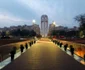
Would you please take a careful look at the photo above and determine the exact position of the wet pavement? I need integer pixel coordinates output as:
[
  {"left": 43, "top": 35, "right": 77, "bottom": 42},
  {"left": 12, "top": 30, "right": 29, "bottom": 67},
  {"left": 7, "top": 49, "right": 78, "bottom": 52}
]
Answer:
[{"left": 1, "top": 38, "right": 85, "bottom": 70}]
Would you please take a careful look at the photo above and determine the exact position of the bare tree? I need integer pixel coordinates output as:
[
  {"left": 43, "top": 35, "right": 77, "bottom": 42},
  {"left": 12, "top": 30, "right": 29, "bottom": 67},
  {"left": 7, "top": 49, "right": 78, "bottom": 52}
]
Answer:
[
  {"left": 75, "top": 14, "right": 85, "bottom": 30},
  {"left": 75, "top": 14, "right": 85, "bottom": 38}
]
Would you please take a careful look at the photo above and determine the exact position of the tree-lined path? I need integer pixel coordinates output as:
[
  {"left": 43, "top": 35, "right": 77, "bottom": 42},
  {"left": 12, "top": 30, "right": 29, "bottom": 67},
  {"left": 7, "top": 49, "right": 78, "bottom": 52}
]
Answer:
[{"left": 2, "top": 38, "right": 85, "bottom": 70}]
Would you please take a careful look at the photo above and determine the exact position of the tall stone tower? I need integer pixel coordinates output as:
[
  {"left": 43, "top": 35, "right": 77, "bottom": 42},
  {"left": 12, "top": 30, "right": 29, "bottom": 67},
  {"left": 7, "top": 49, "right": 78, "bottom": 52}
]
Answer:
[{"left": 41, "top": 15, "right": 48, "bottom": 37}]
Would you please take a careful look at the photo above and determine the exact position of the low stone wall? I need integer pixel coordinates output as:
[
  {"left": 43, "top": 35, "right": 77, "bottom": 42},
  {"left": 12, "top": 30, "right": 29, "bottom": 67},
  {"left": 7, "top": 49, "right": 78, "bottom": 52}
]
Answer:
[
  {"left": 0, "top": 40, "right": 30, "bottom": 62},
  {"left": 57, "top": 39, "right": 85, "bottom": 58}
]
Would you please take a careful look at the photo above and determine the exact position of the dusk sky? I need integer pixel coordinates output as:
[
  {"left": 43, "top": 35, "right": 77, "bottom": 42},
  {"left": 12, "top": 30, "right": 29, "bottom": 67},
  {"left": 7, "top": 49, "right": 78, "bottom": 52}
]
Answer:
[{"left": 0, "top": 0, "right": 85, "bottom": 28}]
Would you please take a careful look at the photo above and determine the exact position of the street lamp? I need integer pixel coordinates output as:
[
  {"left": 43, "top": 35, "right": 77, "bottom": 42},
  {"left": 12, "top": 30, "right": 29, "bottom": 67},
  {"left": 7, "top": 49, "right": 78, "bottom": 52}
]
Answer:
[
  {"left": 52, "top": 21, "right": 56, "bottom": 38},
  {"left": 52, "top": 21, "right": 59, "bottom": 27},
  {"left": 32, "top": 19, "right": 36, "bottom": 24},
  {"left": 53, "top": 21, "right": 56, "bottom": 26},
  {"left": 52, "top": 21, "right": 56, "bottom": 30}
]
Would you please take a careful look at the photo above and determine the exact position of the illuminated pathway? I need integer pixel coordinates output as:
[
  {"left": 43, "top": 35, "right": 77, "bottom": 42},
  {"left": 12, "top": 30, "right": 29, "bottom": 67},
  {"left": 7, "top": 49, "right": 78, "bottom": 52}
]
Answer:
[{"left": 1, "top": 38, "right": 85, "bottom": 70}]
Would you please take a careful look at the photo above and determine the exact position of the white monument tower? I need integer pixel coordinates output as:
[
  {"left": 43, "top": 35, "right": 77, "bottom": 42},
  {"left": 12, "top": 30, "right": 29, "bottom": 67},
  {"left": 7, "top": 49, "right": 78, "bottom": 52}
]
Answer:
[{"left": 41, "top": 15, "right": 48, "bottom": 37}]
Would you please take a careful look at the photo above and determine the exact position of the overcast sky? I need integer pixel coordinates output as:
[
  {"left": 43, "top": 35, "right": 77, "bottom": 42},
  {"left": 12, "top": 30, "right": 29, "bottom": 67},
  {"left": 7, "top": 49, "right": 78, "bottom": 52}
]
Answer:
[{"left": 0, "top": 0, "right": 85, "bottom": 28}]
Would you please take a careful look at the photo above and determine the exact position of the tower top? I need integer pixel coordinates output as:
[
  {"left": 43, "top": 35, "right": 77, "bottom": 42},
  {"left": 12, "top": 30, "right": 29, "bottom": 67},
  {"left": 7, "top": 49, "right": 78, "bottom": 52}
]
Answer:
[
  {"left": 41, "top": 15, "right": 48, "bottom": 22},
  {"left": 41, "top": 15, "right": 48, "bottom": 18}
]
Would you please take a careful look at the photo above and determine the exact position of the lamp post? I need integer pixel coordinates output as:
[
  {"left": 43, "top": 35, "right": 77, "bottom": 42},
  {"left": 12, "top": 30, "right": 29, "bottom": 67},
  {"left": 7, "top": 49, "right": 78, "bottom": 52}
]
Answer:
[
  {"left": 52, "top": 21, "right": 56, "bottom": 38},
  {"left": 52, "top": 21, "right": 56, "bottom": 31}
]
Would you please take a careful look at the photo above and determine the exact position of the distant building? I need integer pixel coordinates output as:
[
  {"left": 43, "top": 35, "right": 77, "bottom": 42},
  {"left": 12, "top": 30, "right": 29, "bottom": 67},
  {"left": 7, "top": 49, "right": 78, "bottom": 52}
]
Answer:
[
  {"left": 41, "top": 15, "right": 48, "bottom": 37},
  {"left": 0, "top": 24, "right": 40, "bottom": 35},
  {"left": 49, "top": 22, "right": 79, "bottom": 36},
  {"left": 68, "top": 26, "right": 79, "bottom": 31},
  {"left": 22, "top": 25, "right": 32, "bottom": 31},
  {"left": 55, "top": 26, "right": 67, "bottom": 31},
  {"left": 49, "top": 23, "right": 79, "bottom": 35},
  {"left": 31, "top": 24, "right": 40, "bottom": 35},
  {"left": 49, "top": 22, "right": 56, "bottom": 35}
]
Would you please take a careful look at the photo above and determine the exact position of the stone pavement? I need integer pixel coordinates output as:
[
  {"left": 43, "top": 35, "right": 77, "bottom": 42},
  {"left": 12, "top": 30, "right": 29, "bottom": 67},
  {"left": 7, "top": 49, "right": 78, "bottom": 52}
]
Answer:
[{"left": 1, "top": 38, "right": 85, "bottom": 70}]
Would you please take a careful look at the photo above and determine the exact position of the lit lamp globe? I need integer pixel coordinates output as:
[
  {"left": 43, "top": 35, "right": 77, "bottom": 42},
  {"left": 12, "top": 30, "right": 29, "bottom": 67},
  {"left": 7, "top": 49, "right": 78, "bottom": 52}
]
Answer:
[
  {"left": 32, "top": 20, "right": 36, "bottom": 24},
  {"left": 52, "top": 21, "right": 56, "bottom": 27},
  {"left": 52, "top": 21, "right": 58, "bottom": 27}
]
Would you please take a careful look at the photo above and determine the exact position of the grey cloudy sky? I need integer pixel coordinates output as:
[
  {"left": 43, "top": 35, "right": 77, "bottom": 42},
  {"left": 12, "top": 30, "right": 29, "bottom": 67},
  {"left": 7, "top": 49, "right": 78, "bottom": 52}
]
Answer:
[{"left": 0, "top": 0, "right": 85, "bottom": 27}]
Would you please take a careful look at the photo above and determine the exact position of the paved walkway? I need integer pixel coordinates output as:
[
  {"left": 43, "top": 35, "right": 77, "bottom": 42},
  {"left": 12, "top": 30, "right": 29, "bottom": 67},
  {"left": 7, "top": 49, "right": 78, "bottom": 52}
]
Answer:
[
  {"left": 1, "top": 38, "right": 85, "bottom": 70},
  {"left": 0, "top": 47, "right": 30, "bottom": 69}
]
